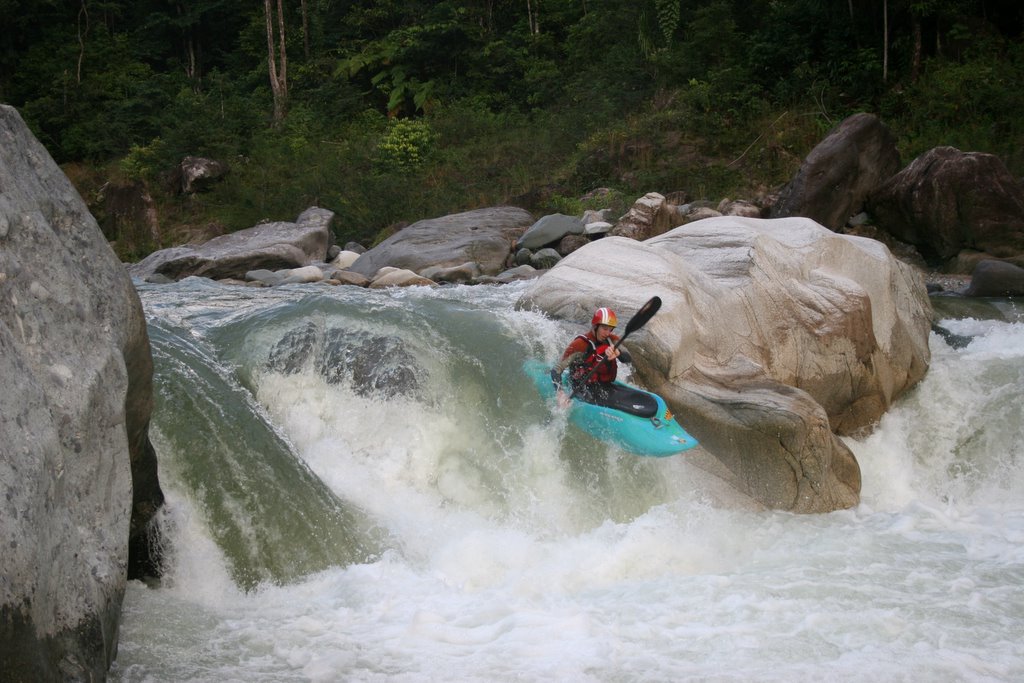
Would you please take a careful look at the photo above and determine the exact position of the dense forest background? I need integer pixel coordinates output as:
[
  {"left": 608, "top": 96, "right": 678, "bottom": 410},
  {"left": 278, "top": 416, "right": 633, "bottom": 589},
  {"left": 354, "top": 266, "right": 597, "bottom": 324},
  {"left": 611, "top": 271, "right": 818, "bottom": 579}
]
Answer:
[{"left": 2, "top": 0, "right": 1022, "bottom": 258}]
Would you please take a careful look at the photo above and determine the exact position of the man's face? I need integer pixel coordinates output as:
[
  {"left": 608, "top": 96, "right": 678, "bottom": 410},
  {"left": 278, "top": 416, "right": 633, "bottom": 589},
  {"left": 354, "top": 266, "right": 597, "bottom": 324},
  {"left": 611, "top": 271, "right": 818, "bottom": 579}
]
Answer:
[{"left": 595, "top": 324, "right": 614, "bottom": 341}]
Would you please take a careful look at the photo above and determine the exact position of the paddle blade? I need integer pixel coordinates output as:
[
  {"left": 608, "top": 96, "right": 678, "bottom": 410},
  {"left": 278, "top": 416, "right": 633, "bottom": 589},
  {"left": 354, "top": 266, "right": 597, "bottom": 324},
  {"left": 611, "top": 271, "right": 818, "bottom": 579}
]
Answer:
[{"left": 621, "top": 296, "right": 662, "bottom": 339}]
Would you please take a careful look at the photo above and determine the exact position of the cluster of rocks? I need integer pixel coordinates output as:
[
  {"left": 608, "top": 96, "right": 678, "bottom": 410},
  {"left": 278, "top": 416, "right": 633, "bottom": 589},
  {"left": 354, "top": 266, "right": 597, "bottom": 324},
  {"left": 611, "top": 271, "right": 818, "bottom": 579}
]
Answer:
[
  {"left": 122, "top": 191, "right": 799, "bottom": 291},
  {"left": 508, "top": 195, "right": 764, "bottom": 273},
  {"left": 131, "top": 113, "right": 1024, "bottom": 300},
  {"left": 130, "top": 205, "right": 535, "bottom": 288}
]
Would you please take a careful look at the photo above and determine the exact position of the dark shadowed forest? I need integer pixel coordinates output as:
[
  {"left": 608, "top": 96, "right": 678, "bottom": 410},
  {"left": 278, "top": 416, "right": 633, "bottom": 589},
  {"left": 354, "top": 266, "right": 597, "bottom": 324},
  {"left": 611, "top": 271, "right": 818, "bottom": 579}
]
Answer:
[{"left": 2, "top": 0, "right": 1021, "bottom": 258}]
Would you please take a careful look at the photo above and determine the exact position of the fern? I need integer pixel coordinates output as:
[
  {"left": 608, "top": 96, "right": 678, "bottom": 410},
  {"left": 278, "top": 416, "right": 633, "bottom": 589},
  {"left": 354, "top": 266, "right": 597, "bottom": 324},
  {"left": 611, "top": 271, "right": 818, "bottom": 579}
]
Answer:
[{"left": 654, "top": 0, "right": 680, "bottom": 47}]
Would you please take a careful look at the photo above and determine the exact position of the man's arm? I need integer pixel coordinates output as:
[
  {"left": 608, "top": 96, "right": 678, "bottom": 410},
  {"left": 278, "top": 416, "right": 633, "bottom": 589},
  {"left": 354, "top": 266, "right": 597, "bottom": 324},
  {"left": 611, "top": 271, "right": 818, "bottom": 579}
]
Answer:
[{"left": 551, "top": 350, "right": 586, "bottom": 387}]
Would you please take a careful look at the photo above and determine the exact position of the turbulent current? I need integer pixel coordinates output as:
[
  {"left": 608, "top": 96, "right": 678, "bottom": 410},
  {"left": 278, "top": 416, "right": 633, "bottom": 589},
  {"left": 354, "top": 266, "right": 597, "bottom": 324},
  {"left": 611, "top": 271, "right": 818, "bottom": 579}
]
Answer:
[{"left": 110, "top": 278, "right": 1024, "bottom": 682}]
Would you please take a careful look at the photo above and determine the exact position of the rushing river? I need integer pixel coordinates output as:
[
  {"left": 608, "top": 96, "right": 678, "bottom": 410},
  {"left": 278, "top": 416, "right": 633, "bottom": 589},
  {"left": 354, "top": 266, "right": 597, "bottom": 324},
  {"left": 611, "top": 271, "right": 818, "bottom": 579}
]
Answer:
[{"left": 110, "top": 278, "right": 1024, "bottom": 682}]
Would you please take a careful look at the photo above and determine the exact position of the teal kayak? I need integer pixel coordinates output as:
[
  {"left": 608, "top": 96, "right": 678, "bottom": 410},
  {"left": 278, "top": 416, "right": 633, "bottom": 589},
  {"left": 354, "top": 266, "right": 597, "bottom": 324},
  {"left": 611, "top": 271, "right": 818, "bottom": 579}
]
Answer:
[{"left": 524, "top": 359, "right": 699, "bottom": 457}]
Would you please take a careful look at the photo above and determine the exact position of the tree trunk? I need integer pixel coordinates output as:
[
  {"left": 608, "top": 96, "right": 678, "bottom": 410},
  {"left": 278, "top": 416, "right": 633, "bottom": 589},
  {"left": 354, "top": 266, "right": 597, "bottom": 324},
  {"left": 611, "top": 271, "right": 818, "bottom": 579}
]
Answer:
[
  {"left": 276, "top": 0, "right": 288, "bottom": 93},
  {"left": 911, "top": 14, "right": 922, "bottom": 82},
  {"left": 264, "top": 0, "right": 288, "bottom": 123},
  {"left": 76, "top": 0, "right": 89, "bottom": 85},
  {"left": 300, "top": 0, "right": 310, "bottom": 60},
  {"left": 526, "top": 0, "right": 539, "bottom": 35},
  {"left": 176, "top": 2, "right": 198, "bottom": 83},
  {"left": 882, "top": 0, "right": 889, "bottom": 83}
]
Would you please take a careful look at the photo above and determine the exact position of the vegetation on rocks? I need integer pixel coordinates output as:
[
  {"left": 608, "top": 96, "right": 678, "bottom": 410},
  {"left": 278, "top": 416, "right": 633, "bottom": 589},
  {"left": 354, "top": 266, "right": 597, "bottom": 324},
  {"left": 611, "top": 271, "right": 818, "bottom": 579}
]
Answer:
[{"left": 2, "top": 0, "right": 1021, "bottom": 261}]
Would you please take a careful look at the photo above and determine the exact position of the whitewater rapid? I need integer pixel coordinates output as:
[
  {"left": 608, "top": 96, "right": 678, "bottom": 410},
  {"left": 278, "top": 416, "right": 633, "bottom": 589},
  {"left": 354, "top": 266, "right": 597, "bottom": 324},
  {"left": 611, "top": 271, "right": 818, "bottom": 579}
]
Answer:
[{"left": 110, "top": 280, "right": 1024, "bottom": 682}]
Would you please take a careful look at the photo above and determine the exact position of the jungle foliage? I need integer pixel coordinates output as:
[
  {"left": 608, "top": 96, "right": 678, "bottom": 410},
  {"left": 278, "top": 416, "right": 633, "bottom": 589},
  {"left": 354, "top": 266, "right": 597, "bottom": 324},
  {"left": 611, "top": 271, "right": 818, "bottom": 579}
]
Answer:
[{"left": 1, "top": 0, "right": 1021, "bottom": 257}]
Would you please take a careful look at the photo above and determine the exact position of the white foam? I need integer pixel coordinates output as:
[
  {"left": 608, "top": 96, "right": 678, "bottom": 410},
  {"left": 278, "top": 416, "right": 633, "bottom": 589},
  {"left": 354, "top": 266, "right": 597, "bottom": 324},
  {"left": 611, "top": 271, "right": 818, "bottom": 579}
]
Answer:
[{"left": 113, "top": 286, "right": 1024, "bottom": 682}]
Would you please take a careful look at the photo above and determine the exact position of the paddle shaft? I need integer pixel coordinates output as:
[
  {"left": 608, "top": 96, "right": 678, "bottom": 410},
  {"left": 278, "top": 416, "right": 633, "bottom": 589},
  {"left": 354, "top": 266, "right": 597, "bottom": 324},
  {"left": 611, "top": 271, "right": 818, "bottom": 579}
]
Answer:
[{"left": 566, "top": 296, "right": 662, "bottom": 399}]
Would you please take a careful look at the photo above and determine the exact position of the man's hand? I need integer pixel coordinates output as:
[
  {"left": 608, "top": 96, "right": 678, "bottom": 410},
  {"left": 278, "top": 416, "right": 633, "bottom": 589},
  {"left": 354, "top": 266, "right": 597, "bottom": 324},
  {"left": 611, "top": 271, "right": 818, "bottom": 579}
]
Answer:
[
  {"left": 604, "top": 345, "right": 620, "bottom": 360},
  {"left": 556, "top": 388, "right": 572, "bottom": 409}
]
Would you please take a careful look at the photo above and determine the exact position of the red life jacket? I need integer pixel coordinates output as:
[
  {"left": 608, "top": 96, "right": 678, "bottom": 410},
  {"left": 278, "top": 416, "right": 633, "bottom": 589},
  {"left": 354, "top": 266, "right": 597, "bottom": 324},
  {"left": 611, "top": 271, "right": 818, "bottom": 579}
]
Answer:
[{"left": 569, "top": 332, "right": 619, "bottom": 384}]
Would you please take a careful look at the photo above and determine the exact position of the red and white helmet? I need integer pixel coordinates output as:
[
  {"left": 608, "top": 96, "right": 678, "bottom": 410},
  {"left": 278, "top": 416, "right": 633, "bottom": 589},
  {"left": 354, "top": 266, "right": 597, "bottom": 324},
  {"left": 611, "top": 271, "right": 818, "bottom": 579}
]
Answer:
[{"left": 591, "top": 307, "right": 618, "bottom": 328}]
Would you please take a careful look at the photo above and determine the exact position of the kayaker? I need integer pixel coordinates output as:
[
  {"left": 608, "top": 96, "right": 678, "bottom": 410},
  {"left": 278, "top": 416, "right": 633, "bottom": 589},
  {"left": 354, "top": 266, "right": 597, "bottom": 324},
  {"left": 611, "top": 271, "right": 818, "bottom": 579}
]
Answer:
[{"left": 550, "top": 307, "right": 632, "bottom": 407}]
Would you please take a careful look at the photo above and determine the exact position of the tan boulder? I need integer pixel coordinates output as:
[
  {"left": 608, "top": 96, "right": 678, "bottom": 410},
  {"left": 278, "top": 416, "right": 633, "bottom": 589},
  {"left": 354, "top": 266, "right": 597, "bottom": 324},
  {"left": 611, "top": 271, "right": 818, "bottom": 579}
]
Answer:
[
  {"left": 368, "top": 267, "right": 438, "bottom": 288},
  {"left": 610, "top": 192, "right": 681, "bottom": 240},
  {"left": 517, "top": 216, "right": 932, "bottom": 513}
]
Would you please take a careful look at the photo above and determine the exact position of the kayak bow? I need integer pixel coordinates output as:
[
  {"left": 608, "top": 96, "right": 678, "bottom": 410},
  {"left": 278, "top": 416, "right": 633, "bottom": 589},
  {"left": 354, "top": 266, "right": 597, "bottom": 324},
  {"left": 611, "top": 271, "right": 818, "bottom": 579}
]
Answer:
[{"left": 524, "top": 359, "right": 698, "bottom": 457}]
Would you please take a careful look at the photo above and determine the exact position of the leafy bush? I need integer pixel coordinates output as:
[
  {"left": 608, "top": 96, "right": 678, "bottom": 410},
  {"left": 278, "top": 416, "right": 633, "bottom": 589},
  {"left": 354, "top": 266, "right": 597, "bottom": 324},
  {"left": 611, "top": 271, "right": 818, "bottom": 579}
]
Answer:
[
  {"left": 884, "top": 47, "right": 1024, "bottom": 172},
  {"left": 376, "top": 118, "right": 437, "bottom": 173},
  {"left": 119, "top": 138, "right": 167, "bottom": 181}
]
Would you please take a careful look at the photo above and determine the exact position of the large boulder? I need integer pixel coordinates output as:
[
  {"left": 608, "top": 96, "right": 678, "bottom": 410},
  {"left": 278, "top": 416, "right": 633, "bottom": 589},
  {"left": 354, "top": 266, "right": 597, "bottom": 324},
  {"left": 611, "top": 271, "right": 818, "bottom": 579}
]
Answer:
[
  {"left": 1, "top": 105, "right": 163, "bottom": 680},
  {"left": 867, "top": 146, "right": 1024, "bottom": 270},
  {"left": 963, "top": 259, "right": 1024, "bottom": 297},
  {"left": 348, "top": 206, "right": 533, "bottom": 278},
  {"left": 771, "top": 113, "right": 901, "bottom": 230},
  {"left": 518, "top": 216, "right": 932, "bottom": 513},
  {"left": 129, "top": 207, "right": 334, "bottom": 281}
]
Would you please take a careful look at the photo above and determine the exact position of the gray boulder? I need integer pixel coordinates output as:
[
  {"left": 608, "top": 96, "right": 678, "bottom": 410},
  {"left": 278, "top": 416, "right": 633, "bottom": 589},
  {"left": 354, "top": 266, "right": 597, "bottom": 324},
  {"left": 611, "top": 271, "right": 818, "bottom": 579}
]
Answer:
[
  {"left": 518, "top": 216, "right": 932, "bottom": 513},
  {"left": 584, "top": 220, "right": 613, "bottom": 236},
  {"left": 267, "top": 323, "right": 420, "bottom": 398},
  {"left": 130, "top": 207, "right": 334, "bottom": 281},
  {"left": 178, "top": 155, "right": 229, "bottom": 194},
  {"left": 530, "top": 247, "right": 562, "bottom": 270},
  {"left": 245, "top": 269, "right": 288, "bottom": 287},
  {"left": 485, "top": 264, "right": 540, "bottom": 283},
  {"left": 868, "top": 146, "right": 1024, "bottom": 270},
  {"left": 771, "top": 113, "right": 901, "bottom": 230},
  {"left": 1, "top": 104, "right": 163, "bottom": 680},
  {"left": 964, "top": 259, "right": 1024, "bottom": 297},
  {"left": 349, "top": 206, "right": 533, "bottom": 278},
  {"left": 516, "top": 213, "right": 584, "bottom": 250}
]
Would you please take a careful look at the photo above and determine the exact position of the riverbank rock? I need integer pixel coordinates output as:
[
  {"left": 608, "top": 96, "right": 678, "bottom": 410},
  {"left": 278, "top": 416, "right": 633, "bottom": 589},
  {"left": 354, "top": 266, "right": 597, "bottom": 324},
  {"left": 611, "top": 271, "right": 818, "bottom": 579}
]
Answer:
[
  {"left": 517, "top": 216, "right": 932, "bottom": 514},
  {"left": 368, "top": 267, "right": 437, "bottom": 288},
  {"left": 771, "top": 112, "right": 901, "bottom": 230},
  {"left": 129, "top": 207, "right": 334, "bottom": 281},
  {"left": 1, "top": 104, "right": 163, "bottom": 680},
  {"left": 178, "top": 155, "right": 229, "bottom": 194},
  {"left": 348, "top": 206, "right": 533, "bottom": 279},
  {"left": 867, "top": 146, "right": 1024, "bottom": 270},
  {"left": 963, "top": 259, "right": 1024, "bottom": 297},
  {"left": 515, "top": 213, "right": 584, "bottom": 250},
  {"left": 610, "top": 191, "right": 680, "bottom": 240}
]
